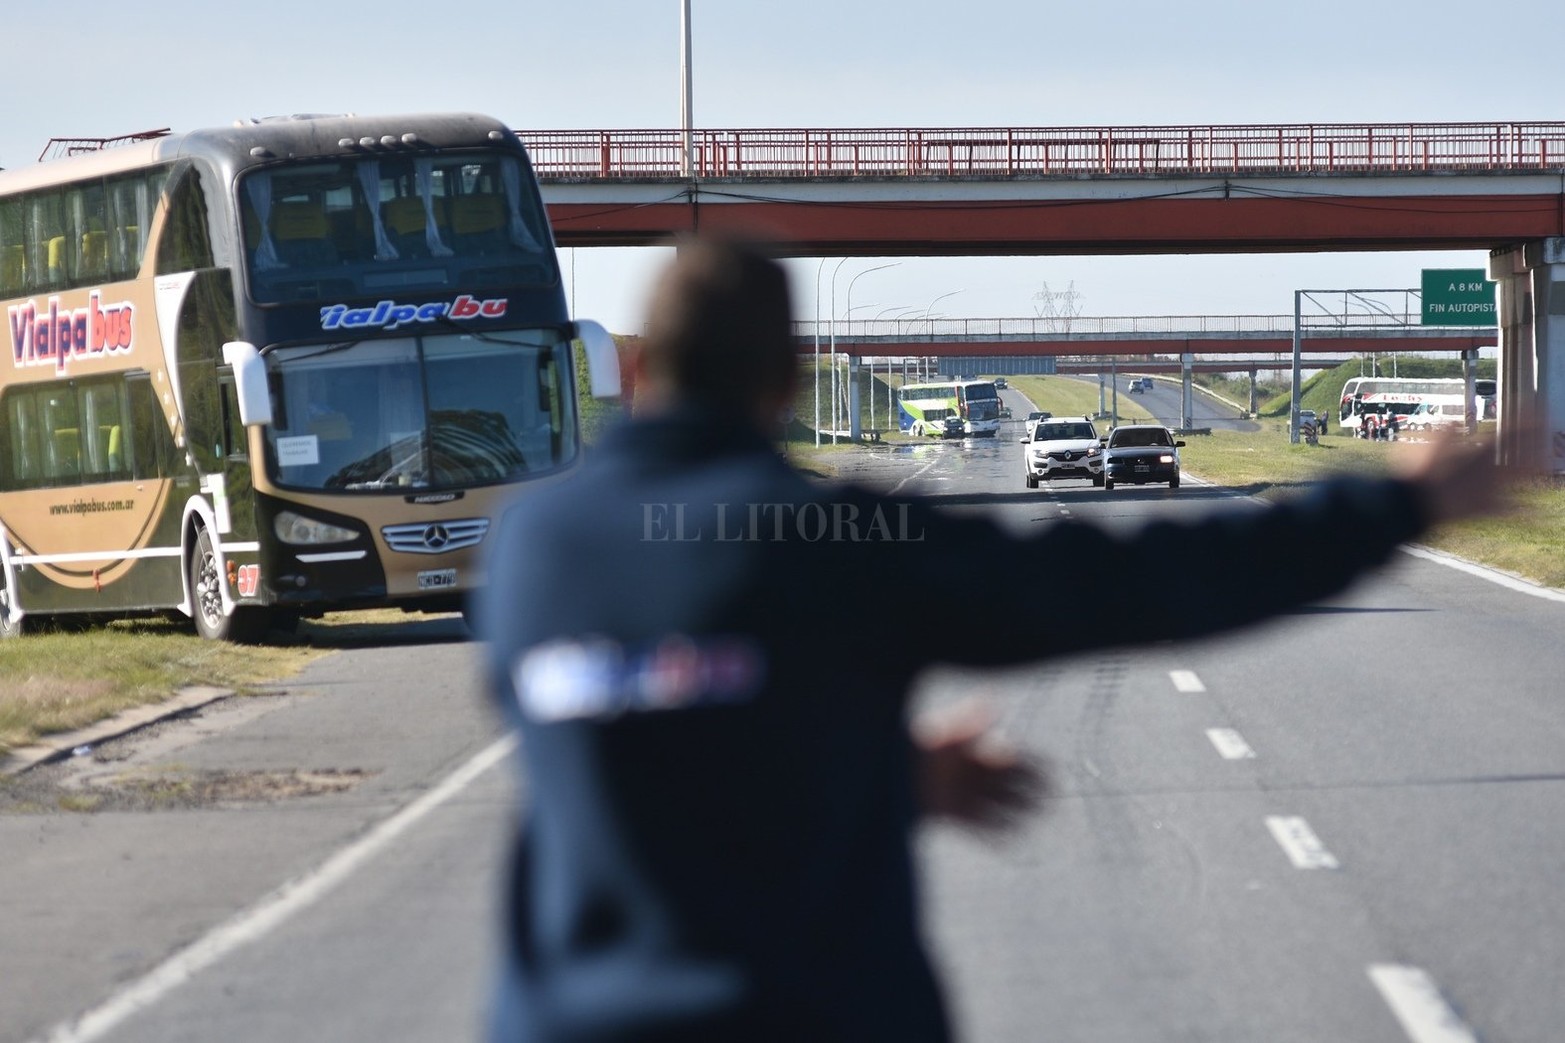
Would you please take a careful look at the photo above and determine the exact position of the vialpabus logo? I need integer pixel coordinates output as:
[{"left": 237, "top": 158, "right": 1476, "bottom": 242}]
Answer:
[
  {"left": 9, "top": 293, "right": 136, "bottom": 374},
  {"left": 319, "top": 295, "right": 509, "bottom": 332}
]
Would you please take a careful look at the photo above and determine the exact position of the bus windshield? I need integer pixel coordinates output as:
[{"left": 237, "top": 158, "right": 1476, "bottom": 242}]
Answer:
[
  {"left": 264, "top": 330, "right": 576, "bottom": 492},
  {"left": 240, "top": 151, "right": 554, "bottom": 303}
]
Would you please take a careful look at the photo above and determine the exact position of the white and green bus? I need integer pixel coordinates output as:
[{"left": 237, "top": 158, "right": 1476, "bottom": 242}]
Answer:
[
  {"left": 898, "top": 380, "right": 1001, "bottom": 438},
  {"left": 0, "top": 113, "right": 620, "bottom": 641}
]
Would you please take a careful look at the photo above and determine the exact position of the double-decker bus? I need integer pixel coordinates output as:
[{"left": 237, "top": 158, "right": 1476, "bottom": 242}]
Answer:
[
  {"left": 1336, "top": 376, "right": 1495, "bottom": 436},
  {"left": 898, "top": 380, "right": 1001, "bottom": 438},
  {"left": 0, "top": 113, "right": 620, "bottom": 641}
]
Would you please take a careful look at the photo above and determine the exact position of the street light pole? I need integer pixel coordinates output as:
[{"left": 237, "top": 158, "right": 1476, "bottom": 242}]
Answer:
[
  {"left": 828, "top": 258, "right": 850, "bottom": 443},
  {"left": 679, "top": 0, "right": 693, "bottom": 179},
  {"left": 845, "top": 263, "right": 900, "bottom": 441},
  {"left": 813, "top": 258, "right": 827, "bottom": 447}
]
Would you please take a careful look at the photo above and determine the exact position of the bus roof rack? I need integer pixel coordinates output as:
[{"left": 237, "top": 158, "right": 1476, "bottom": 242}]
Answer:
[{"left": 39, "top": 128, "right": 172, "bottom": 163}]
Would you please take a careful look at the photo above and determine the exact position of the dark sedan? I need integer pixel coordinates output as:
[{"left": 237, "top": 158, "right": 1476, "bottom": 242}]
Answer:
[{"left": 1101, "top": 424, "right": 1184, "bottom": 490}]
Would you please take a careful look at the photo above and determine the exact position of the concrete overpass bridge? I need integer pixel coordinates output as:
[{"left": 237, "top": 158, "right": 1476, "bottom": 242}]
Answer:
[
  {"left": 786, "top": 311, "right": 1495, "bottom": 433},
  {"left": 520, "top": 121, "right": 1565, "bottom": 470}
]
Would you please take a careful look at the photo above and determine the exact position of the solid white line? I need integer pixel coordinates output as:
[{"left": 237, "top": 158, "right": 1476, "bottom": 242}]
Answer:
[
  {"left": 1206, "top": 727, "right": 1257, "bottom": 759},
  {"left": 1169, "top": 670, "right": 1206, "bottom": 693},
  {"left": 1401, "top": 544, "right": 1565, "bottom": 605},
  {"left": 36, "top": 732, "right": 519, "bottom": 1043},
  {"left": 1265, "top": 815, "right": 1340, "bottom": 869},
  {"left": 888, "top": 457, "right": 940, "bottom": 494},
  {"left": 1368, "top": 964, "right": 1481, "bottom": 1043}
]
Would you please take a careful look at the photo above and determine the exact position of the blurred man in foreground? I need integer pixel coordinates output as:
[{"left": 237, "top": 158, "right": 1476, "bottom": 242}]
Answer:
[{"left": 479, "top": 236, "right": 1505, "bottom": 1042}]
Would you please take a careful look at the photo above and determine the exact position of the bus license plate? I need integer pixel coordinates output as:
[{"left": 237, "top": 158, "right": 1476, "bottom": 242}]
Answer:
[{"left": 418, "top": 568, "right": 458, "bottom": 590}]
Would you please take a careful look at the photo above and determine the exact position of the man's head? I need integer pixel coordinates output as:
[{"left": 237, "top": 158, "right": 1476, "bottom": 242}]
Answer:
[{"left": 636, "top": 236, "right": 797, "bottom": 423}]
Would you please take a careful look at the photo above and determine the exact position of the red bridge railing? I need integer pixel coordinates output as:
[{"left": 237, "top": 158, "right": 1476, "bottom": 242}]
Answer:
[{"left": 520, "top": 123, "right": 1565, "bottom": 179}]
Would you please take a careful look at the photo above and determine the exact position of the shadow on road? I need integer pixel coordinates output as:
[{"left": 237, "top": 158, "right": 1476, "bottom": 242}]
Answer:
[{"left": 293, "top": 613, "right": 472, "bottom": 650}]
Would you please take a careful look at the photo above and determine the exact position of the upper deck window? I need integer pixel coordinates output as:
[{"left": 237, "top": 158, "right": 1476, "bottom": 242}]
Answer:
[{"left": 239, "top": 152, "right": 554, "bottom": 304}]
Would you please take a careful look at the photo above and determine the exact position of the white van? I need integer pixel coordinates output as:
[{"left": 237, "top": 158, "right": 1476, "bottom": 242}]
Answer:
[{"left": 1406, "top": 400, "right": 1467, "bottom": 431}]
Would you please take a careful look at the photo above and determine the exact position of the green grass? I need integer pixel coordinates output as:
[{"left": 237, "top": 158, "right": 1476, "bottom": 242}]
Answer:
[
  {"left": 1005, "top": 374, "right": 1158, "bottom": 425},
  {"left": 0, "top": 617, "right": 327, "bottom": 756},
  {"left": 1178, "top": 421, "right": 1565, "bottom": 589}
]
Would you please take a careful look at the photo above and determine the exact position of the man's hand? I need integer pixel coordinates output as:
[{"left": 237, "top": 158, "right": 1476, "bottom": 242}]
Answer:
[
  {"left": 914, "top": 699, "right": 1046, "bottom": 832},
  {"left": 1390, "top": 431, "right": 1512, "bottom": 526}
]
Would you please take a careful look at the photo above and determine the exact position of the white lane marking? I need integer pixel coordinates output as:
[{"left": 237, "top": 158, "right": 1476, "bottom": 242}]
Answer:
[
  {"left": 1169, "top": 670, "right": 1206, "bottom": 693},
  {"left": 1368, "top": 964, "right": 1481, "bottom": 1043},
  {"left": 1265, "top": 815, "right": 1340, "bottom": 869},
  {"left": 1402, "top": 544, "right": 1565, "bottom": 605},
  {"left": 889, "top": 457, "right": 941, "bottom": 494},
  {"left": 1206, "top": 728, "right": 1257, "bottom": 759},
  {"left": 37, "top": 733, "right": 519, "bottom": 1043}
]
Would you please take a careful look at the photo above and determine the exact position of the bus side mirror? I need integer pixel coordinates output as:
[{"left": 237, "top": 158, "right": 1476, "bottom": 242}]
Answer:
[
  {"left": 572, "top": 320, "right": 621, "bottom": 398},
  {"left": 222, "top": 340, "right": 274, "bottom": 427}
]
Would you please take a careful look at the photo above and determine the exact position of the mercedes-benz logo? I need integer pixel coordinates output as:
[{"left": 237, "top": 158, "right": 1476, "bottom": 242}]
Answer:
[{"left": 422, "top": 524, "right": 450, "bottom": 550}]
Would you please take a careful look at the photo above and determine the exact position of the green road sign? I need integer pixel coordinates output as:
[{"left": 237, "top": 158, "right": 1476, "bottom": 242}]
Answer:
[{"left": 1421, "top": 268, "right": 1496, "bottom": 325}]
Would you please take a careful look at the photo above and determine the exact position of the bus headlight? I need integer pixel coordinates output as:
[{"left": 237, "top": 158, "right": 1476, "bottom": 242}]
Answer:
[{"left": 274, "top": 511, "right": 357, "bottom": 545}]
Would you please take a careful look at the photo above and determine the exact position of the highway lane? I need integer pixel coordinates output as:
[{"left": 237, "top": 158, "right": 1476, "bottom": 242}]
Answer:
[
  {"left": 6, "top": 433, "right": 1565, "bottom": 1043},
  {"left": 860, "top": 432, "right": 1565, "bottom": 1042}
]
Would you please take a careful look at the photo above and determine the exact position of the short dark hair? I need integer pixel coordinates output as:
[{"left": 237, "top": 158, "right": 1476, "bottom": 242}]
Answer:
[{"left": 641, "top": 236, "right": 796, "bottom": 406}]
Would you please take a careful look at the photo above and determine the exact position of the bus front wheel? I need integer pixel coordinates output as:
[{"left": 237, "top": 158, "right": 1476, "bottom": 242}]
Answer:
[
  {"left": 0, "top": 587, "right": 25, "bottom": 639},
  {"left": 189, "top": 528, "right": 271, "bottom": 643}
]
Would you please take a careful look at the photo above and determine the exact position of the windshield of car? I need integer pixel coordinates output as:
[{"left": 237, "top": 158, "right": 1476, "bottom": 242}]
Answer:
[
  {"left": 1035, "top": 423, "right": 1096, "bottom": 441},
  {"left": 1110, "top": 428, "right": 1173, "bottom": 448}
]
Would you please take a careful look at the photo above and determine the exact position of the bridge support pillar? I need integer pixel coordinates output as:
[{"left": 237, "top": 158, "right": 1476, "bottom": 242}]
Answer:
[
  {"left": 1490, "top": 239, "right": 1565, "bottom": 473},
  {"left": 847, "top": 356, "right": 863, "bottom": 441},
  {"left": 1249, "top": 369, "right": 1260, "bottom": 416}
]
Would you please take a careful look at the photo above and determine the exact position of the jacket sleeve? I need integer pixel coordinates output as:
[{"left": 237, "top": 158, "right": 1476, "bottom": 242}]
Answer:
[{"left": 872, "top": 475, "right": 1429, "bottom": 668}]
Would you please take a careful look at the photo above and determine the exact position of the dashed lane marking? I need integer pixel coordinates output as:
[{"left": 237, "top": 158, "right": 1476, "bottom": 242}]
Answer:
[
  {"left": 1206, "top": 728, "right": 1257, "bottom": 759},
  {"left": 1265, "top": 815, "right": 1340, "bottom": 870},
  {"left": 1170, "top": 670, "right": 1206, "bottom": 693},
  {"left": 1368, "top": 964, "right": 1481, "bottom": 1043}
]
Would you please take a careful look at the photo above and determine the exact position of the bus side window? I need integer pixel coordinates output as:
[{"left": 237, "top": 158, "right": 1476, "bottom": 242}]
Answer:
[
  {"left": 219, "top": 378, "right": 248, "bottom": 459},
  {"left": 126, "top": 371, "right": 173, "bottom": 481},
  {"left": 0, "top": 391, "right": 43, "bottom": 489}
]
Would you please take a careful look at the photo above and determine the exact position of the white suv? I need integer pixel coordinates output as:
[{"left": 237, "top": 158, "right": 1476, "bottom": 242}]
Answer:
[{"left": 1020, "top": 416, "right": 1103, "bottom": 487}]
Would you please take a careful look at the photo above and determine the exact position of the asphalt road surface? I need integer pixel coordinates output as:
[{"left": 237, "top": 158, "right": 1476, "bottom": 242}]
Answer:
[{"left": 6, "top": 436, "right": 1565, "bottom": 1043}]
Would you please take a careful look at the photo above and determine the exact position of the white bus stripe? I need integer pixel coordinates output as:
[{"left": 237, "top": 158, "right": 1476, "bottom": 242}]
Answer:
[
  {"left": 15, "top": 548, "right": 181, "bottom": 565},
  {"left": 1206, "top": 728, "right": 1257, "bottom": 759},
  {"left": 1170, "top": 670, "right": 1206, "bottom": 693},
  {"left": 1368, "top": 964, "right": 1481, "bottom": 1043},
  {"left": 1265, "top": 815, "right": 1340, "bottom": 869},
  {"left": 35, "top": 733, "right": 518, "bottom": 1043}
]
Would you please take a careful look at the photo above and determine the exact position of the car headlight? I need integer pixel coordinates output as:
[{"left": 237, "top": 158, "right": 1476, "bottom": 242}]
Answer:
[{"left": 274, "top": 510, "right": 357, "bottom": 545}]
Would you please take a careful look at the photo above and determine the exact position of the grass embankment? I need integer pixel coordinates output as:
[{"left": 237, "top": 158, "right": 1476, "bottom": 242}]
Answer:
[
  {"left": 1180, "top": 423, "right": 1565, "bottom": 589},
  {"left": 1004, "top": 375, "right": 1158, "bottom": 425},
  {"left": 0, "top": 618, "right": 327, "bottom": 757}
]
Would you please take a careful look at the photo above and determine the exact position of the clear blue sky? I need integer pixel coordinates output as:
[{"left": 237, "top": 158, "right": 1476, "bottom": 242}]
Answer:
[{"left": 8, "top": 0, "right": 1557, "bottom": 333}]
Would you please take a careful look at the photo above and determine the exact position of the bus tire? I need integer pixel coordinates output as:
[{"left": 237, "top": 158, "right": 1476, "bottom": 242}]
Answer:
[
  {"left": 0, "top": 588, "right": 25, "bottom": 639},
  {"left": 189, "top": 528, "right": 271, "bottom": 644}
]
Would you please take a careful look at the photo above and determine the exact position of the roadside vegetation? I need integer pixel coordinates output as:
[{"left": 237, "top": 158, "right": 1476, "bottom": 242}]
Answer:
[{"left": 0, "top": 618, "right": 327, "bottom": 758}]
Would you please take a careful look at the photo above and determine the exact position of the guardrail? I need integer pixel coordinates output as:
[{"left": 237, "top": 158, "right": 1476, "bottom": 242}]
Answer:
[
  {"left": 520, "top": 124, "right": 1565, "bottom": 179},
  {"left": 792, "top": 314, "right": 1498, "bottom": 339}
]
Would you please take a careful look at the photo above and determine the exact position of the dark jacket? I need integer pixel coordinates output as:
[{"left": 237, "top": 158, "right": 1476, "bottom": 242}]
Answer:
[{"left": 479, "top": 410, "right": 1427, "bottom": 1042}]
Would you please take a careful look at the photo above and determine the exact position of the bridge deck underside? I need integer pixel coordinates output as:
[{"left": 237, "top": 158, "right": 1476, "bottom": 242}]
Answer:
[{"left": 545, "top": 195, "right": 1564, "bottom": 252}]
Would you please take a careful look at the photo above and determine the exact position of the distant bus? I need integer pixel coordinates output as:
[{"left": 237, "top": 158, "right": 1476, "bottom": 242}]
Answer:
[
  {"left": 1336, "top": 376, "right": 1494, "bottom": 436},
  {"left": 898, "top": 380, "right": 1001, "bottom": 437},
  {"left": 0, "top": 113, "right": 620, "bottom": 641}
]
